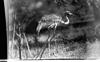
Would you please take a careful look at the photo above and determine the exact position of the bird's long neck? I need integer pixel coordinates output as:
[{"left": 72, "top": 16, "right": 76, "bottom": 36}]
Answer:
[{"left": 61, "top": 16, "right": 70, "bottom": 24}]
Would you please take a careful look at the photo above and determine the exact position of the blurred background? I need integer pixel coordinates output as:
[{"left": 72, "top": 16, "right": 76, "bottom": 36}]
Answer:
[{"left": 4, "top": 0, "right": 100, "bottom": 60}]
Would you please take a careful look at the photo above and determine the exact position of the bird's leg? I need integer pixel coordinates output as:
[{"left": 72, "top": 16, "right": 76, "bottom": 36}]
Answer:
[
  {"left": 54, "top": 23, "right": 58, "bottom": 54},
  {"left": 48, "top": 23, "right": 56, "bottom": 56},
  {"left": 48, "top": 36, "right": 51, "bottom": 56},
  {"left": 48, "top": 25, "right": 57, "bottom": 57},
  {"left": 48, "top": 23, "right": 55, "bottom": 56},
  {"left": 47, "top": 33, "right": 53, "bottom": 56},
  {"left": 48, "top": 31, "right": 57, "bottom": 57}
]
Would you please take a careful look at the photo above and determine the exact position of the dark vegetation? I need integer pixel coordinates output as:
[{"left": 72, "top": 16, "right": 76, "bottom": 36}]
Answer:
[{"left": 12, "top": 0, "right": 95, "bottom": 48}]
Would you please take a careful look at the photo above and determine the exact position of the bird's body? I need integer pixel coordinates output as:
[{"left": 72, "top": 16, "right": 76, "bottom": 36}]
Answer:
[{"left": 36, "top": 14, "right": 70, "bottom": 34}]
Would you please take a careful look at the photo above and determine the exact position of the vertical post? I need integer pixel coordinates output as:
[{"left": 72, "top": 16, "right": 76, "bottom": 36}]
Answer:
[
  {"left": 17, "top": 26, "right": 22, "bottom": 60},
  {"left": 18, "top": 38, "right": 22, "bottom": 60}
]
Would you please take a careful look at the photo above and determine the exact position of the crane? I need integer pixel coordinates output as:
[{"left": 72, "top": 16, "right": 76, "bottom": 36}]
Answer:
[{"left": 36, "top": 13, "right": 71, "bottom": 59}]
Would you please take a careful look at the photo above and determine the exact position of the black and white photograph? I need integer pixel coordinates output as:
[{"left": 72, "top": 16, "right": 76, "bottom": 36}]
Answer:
[{"left": 4, "top": 0, "right": 100, "bottom": 60}]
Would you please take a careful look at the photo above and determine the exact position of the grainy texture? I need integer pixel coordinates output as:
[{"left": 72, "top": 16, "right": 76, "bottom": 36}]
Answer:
[{"left": 5, "top": 0, "right": 100, "bottom": 60}]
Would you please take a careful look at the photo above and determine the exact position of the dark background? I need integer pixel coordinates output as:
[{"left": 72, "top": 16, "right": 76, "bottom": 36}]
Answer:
[{"left": 0, "top": 0, "right": 7, "bottom": 59}]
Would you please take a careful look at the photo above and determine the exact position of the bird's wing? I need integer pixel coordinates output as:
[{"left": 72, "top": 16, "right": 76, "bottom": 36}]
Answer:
[{"left": 36, "top": 22, "right": 46, "bottom": 34}]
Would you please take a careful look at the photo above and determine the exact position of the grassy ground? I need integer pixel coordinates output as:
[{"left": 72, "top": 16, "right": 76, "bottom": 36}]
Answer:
[{"left": 8, "top": 39, "right": 88, "bottom": 60}]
